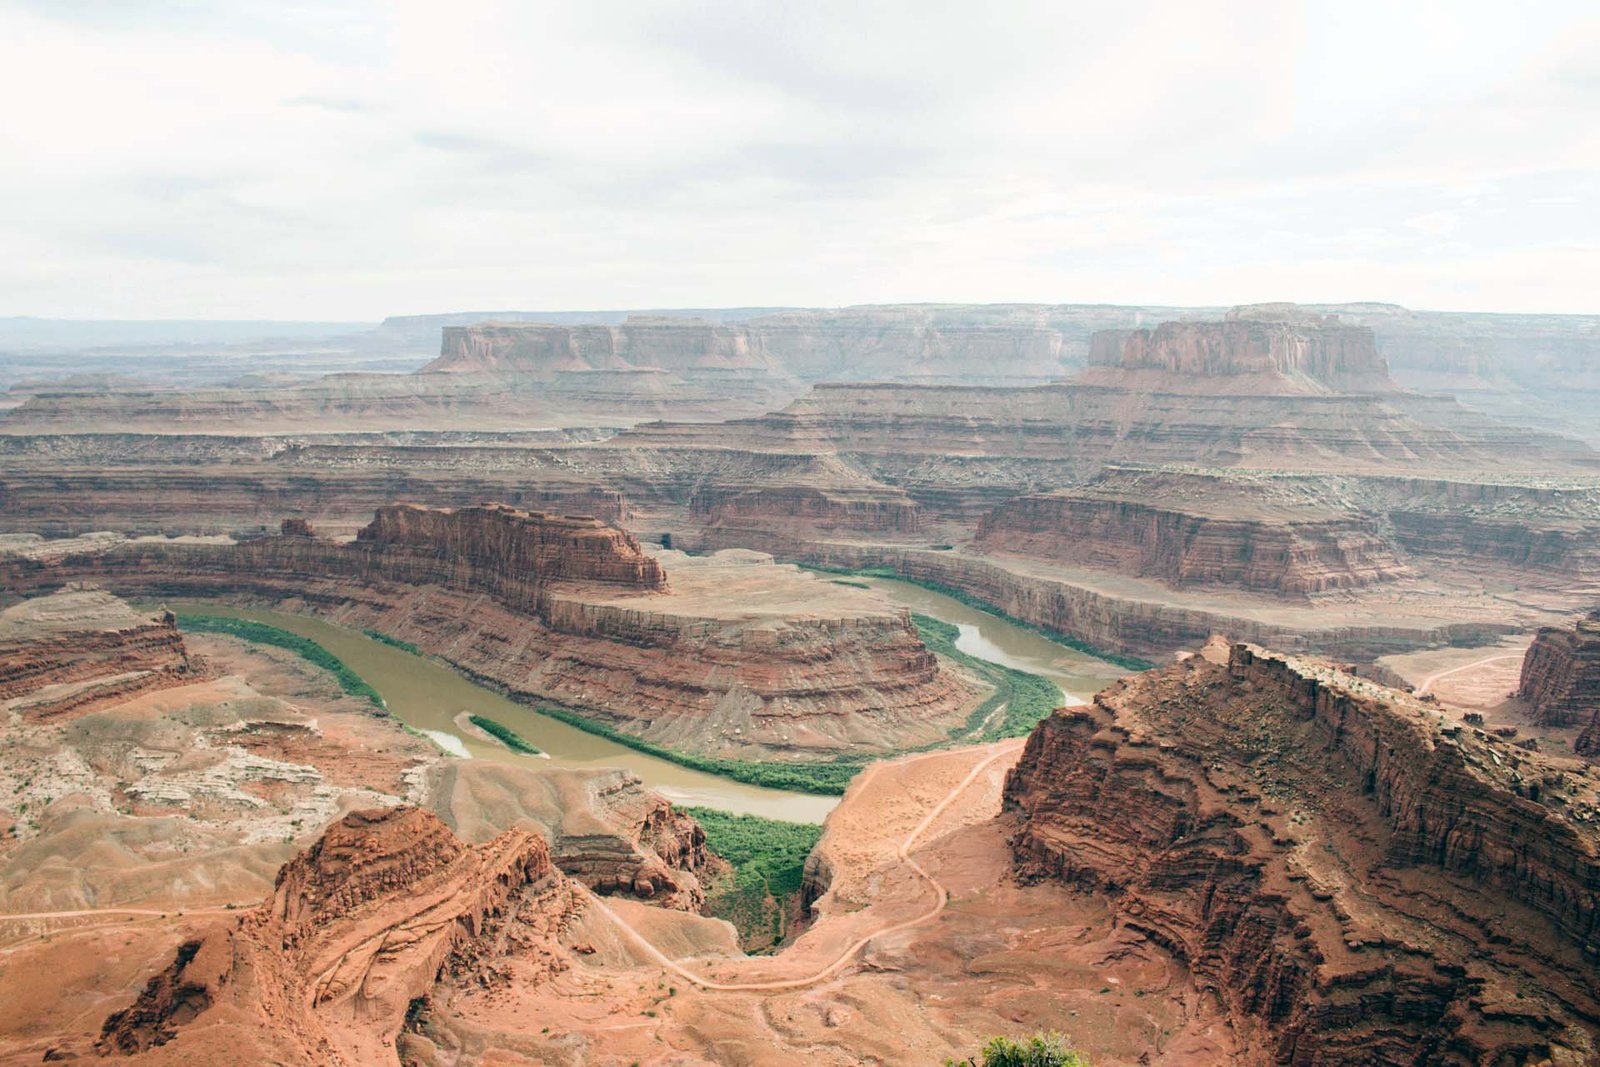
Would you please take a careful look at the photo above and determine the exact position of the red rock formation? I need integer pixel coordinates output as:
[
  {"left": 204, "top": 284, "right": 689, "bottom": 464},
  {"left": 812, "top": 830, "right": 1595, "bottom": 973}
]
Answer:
[
  {"left": 354, "top": 502, "right": 666, "bottom": 610},
  {"left": 707, "top": 538, "right": 1514, "bottom": 661},
  {"left": 0, "top": 587, "right": 198, "bottom": 720},
  {"left": 97, "top": 807, "right": 578, "bottom": 1065},
  {"left": 432, "top": 762, "right": 719, "bottom": 911},
  {"left": 1519, "top": 610, "right": 1600, "bottom": 752},
  {"left": 3, "top": 517, "right": 974, "bottom": 759},
  {"left": 428, "top": 317, "right": 787, "bottom": 379},
  {"left": 1084, "top": 311, "right": 1391, "bottom": 392},
  {"left": 1004, "top": 641, "right": 1600, "bottom": 1064},
  {"left": 278, "top": 517, "right": 314, "bottom": 537},
  {"left": 975, "top": 490, "right": 1407, "bottom": 595}
]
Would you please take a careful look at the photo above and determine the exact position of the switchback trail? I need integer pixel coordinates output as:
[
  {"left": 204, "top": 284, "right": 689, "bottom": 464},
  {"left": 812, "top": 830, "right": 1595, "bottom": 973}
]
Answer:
[{"left": 582, "top": 739, "right": 1027, "bottom": 993}]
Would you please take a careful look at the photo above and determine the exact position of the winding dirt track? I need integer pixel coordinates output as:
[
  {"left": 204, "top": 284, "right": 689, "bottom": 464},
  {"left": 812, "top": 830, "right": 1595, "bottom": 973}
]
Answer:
[
  {"left": 1416, "top": 653, "right": 1523, "bottom": 695},
  {"left": 2, "top": 741, "right": 1023, "bottom": 988},
  {"left": 583, "top": 739, "right": 1026, "bottom": 993},
  {"left": 0, "top": 906, "right": 243, "bottom": 955}
]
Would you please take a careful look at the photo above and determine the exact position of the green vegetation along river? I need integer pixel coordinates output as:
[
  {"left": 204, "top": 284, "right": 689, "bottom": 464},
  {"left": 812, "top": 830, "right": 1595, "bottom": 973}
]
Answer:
[{"left": 164, "top": 581, "right": 1128, "bottom": 824}]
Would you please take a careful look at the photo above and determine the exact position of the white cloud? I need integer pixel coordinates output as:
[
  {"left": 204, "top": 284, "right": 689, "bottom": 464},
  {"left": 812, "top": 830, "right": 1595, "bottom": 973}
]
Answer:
[{"left": 0, "top": 0, "right": 1595, "bottom": 318}]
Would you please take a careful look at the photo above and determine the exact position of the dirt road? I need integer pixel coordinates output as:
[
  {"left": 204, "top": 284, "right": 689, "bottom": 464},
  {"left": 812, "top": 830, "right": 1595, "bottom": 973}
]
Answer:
[{"left": 584, "top": 738, "right": 1027, "bottom": 993}]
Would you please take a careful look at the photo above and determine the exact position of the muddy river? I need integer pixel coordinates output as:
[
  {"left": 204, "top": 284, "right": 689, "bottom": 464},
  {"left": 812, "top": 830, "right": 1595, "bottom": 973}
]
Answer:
[{"left": 168, "top": 582, "right": 1127, "bottom": 823}]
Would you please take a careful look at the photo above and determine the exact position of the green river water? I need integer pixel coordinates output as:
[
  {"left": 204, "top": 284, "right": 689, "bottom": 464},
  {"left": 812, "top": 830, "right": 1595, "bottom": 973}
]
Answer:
[{"left": 168, "top": 581, "right": 1127, "bottom": 824}]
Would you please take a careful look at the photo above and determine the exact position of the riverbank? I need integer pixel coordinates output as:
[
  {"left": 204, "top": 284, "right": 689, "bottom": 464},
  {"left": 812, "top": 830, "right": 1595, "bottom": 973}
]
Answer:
[{"left": 160, "top": 577, "right": 1133, "bottom": 814}]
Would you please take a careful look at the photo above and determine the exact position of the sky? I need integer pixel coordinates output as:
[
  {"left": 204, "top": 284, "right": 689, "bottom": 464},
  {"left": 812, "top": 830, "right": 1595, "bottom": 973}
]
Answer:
[{"left": 0, "top": 0, "right": 1595, "bottom": 320}]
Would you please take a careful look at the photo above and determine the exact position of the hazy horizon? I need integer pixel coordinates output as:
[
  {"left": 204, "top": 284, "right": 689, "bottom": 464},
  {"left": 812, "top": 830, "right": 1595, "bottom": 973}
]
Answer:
[{"left": 2, "top": 0, "right": 1596, "bottom": 320}]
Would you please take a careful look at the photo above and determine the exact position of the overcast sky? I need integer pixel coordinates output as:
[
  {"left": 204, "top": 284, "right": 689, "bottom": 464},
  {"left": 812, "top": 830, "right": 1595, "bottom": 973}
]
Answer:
[{"left": 1, "top": 1, "right": 1595, "bottom": 320}]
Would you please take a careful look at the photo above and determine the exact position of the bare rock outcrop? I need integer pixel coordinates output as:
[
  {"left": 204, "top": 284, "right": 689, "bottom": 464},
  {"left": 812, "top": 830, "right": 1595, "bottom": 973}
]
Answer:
[
  {"left": 1519, "top": 610, "right": 1600, "bottom": 753},
  {"left": 1004, "top": 641, "right": 1600, "bottom": 1064},
  {"left": 975, "top": 489, "right": 1407, "bottom": 595},
  {"left": 431, "top": 761, "right": 718, "bottom": 910},
  {"left": 0, "top": 587, "right": 198, "bottom": 720},
  {"left": 1084, "top": 309, "right": 1392, "bottom": 393},
  {"left": 3, "top": 515, "right": 974, "bottom": 760},
  {"left": 428, "top": 317, "right": 788, "bottom": 379},
  {"left": 354, "top": 502, "right": 667, "bottom": 610},
  {"left": 97, "top": 807, "right": 578, "bottom": 1065}
]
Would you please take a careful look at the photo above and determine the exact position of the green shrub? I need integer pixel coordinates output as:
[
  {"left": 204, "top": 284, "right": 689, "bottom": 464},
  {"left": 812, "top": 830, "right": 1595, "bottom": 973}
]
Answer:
[
  {"left": 176, "top": 614, "right": 385, "bottom": 709},
  {"left": 947, "top": 1032, "right": 1088, "bottom": 1067},
  {"left": 684, "top": 807, "right": 822, "bottom": 951},
  {"left": 362, "top": 628, "right": 422, "bottom": 655},
  {"left": 468, "top": 715, "right": 540, "bottom": 754}
]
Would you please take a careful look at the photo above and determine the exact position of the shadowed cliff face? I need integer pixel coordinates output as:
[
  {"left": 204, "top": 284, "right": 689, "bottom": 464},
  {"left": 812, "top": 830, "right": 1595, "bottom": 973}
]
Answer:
[
  {"left": 97, "top": 807, "right": 579, "bottom": 1066},
  {"left": 1520, "top": 610, "right": 1600, "bottom": 754},
  {"left": 1003, "top": 640, "right": 1600, "bottom": 1066}
]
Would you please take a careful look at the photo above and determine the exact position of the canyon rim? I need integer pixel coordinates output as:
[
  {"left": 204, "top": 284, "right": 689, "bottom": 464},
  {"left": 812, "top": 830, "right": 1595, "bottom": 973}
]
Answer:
[{"left": 4, "top": 4, "right": 1600, "bottom": 1065}]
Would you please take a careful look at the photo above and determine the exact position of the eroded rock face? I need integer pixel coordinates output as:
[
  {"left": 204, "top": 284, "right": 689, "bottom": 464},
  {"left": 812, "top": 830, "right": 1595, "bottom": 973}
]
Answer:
[
  {"left": 1004, "top": 641, "right": 1600, "bottom": 1064},
  {"left": 0, "top": 587, "right": 197, "bottom": 720},
  {"left": 1520, "top": 610, "right": 1600, "bottom": 752},
  {"left": 429, "top": 317, "right": 787, "bottom": 379},
  {"left": 692, "top": 484, "right": 922, "bottom": 536},
  {"left": 431, "top": 761, "right": 718, "bottom": 911},
  {"left": 1086, "top": 312, "right": 1390, "bottom": 392},
  {"left": 3, "top": 517, "right": 974, "bottom": 760},
  {"left": 976, "top": 491, "right": 1407, "bottom": 595},
  {"left": 354, "top": 502, "right": 667, "bottom": 610},
  {"left": 97, "top": 807, "right": 578, "bottom": 1065}
]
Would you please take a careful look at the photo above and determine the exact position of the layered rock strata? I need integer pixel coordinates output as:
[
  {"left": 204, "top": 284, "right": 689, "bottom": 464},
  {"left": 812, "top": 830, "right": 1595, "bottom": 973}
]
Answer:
[
  {"left": 1519, "top": 610, "right": 1600, "bottom": 754},
  {"left": 429, "top": 317, "right": 790, "bottom": 380},
  {"left": 2, "top": 518, "right": 973, "bottom": 759},
  {"left": 430, "top": 761, "right": 718, "bottom": 910},
  {"left": 97, "top": 807, "right": 580, "bottom": 1065},
  {"left": 975, "top": 489, "right": 1407, "bottom": 595},
  {"left": 1004, "top": 641, "right": 1600, "bottom": 1064},
  {"left": 1084, "top": 310, "right": 1391, "bottom": 392},
  {"left": 0, "top": 587, "right": 198, "bottom": 720},
  {"left": 685, "top": 537, "right": 1524, "bottom": 661},
  {"left": 353, "top": 502, "right": 667, "bottom": 611},
  {"left": 0, "top": 430, "right": 628, "bottom": 538}
]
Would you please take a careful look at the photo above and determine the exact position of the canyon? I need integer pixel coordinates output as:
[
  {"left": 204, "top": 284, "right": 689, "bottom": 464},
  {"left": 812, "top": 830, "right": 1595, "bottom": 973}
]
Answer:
[
  {"left": 4, "top": 300, "right": 1600, "bottom": 1066},
  {"left": 1, "top": 504, "right": 978, "bottom": 761},
  {"left": 12, "top": 633, "right": 1597, "bottom": 1065}
]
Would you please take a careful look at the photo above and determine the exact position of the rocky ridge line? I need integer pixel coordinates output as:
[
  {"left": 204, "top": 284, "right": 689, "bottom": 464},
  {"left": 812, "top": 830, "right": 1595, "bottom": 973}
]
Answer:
[{"left": 1003, "top": 639, "right": 1600, "bottom": 1064}]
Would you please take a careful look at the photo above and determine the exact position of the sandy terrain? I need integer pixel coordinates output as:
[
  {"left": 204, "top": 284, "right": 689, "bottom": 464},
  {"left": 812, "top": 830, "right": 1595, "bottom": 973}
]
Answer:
[
  {"left": 1380, "top": 636, "right": 1596, "bottom": 757},
  {"left": 406, "top": 741, "right": 1233, "bottom": 1066}
]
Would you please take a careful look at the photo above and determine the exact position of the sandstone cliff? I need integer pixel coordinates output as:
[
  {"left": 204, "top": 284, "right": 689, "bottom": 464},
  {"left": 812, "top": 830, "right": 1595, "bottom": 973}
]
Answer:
[
  {"left": 428, "top": 317, "right": 790, "bottom": 380},
  {"left": 430, "top": 760, "right": 718, "bottom": 911},
  {"left": 97, "top": 807, "right": 580, "bottom": 1065},
  {"left": 1519, "top": 610, "right": 1600, "bottom": 754},
  {"left": 1004, "top": 641, "right": 1600, "bottom": 1064},
  {"left": 975, "top": 489, "right": 1408, "bottom": 595},
  {"left": 1084, "top": 311, "right": 1391, "bottom": 393},
  {"left": 3, "top": 520, "right": 975, "bottom": 760},
  {"left": 0, "top": 587, "right": 197, "bottom": 720},
  {"left": 354, "top": 502, "right": 667, "bottom": 611}
]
